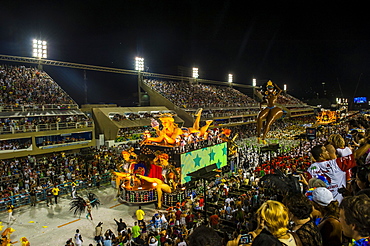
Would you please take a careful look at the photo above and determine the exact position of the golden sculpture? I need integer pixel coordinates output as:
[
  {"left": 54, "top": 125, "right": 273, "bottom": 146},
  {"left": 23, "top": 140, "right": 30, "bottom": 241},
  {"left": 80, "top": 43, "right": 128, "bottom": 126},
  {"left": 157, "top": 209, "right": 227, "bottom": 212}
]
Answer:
[
  {"left": 136, "top": 175, "right": 172, "bottom": 209},
  {"left": 142, "top": 108, "right": 213, "bottom": 146},
  {"left": 256, "top": 80, "right": 283, "bottom": 144}
]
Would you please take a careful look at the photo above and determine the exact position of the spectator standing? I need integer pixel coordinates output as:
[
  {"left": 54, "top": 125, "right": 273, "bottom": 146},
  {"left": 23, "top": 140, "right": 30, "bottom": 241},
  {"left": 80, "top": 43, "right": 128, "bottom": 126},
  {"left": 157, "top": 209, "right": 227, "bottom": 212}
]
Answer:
[
  {"left": 311, "top": 187, "right": 342, "bottom": 246},
  {"left": 136, "top": 206, "right": 145, "bottom": 224},
  {"left": 114, "top": 218, "right": 127, "bottom": 234},
  {"left": 29, "top": 188, "right": 36, "bottom": 206},
  {"left": 52, "top": 186, "right": 60, "bottom": 204},
  {"left": 209, "top": 211, "right": 220, "bottom": 230},
  {"left": 46, "top": 188, "right": 53, "bottom": 207},
  {"left": 251, "top": 200, "right": 300, "bottom": 246},
  {"left": 308, "top": 141, "right": 370, "bottom": 203},
  {"left": 94, "top": 222, "right": 103, "bottom": 245},
  {"left": 185, "top": 211, "right": 195, "bottom": 229},
  {"left": 103, "top": 235, "right": 112, "bottom": 246},
  {"left": 74, "top": 229, "right": 83, "bottom": 246},
  {"left": 283, "top": 193, "right": 323, "bottom": 246},
  {"left": 339, "top": 195, "right": 370, "bottom": 246},
  {"left": 175, "top": 208, "right": 182, "bottom": 226},
  {"left": 177, "top": 237, "right": 187, "bottom": 246},
  {"left": 148, "top": 235, "right": 159, "bottom": 246},
  {"left": 132, "top": 222, "right": 141, "bottom": 243}
]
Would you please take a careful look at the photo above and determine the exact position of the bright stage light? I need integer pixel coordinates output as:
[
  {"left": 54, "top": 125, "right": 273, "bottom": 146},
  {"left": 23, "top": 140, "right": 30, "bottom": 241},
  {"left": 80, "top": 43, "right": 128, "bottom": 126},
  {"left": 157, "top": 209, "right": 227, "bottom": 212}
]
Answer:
[
  {"left": 135, "top": 57, "right": 144, "bottom": 71},
  {"left": 192, "top": 67, "right": 199, "bottom": 79},
  {"left": 228, "top": 74, "right": 233, "bottom": 83},
  {"left": 32, "top": 39, "right": 47, "bottom": 59}
]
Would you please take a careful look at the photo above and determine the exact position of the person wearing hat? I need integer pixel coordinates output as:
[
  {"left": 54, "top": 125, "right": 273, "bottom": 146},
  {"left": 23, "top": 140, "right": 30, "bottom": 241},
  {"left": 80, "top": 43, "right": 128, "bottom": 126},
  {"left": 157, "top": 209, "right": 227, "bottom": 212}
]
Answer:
[
  {"left": 148, "top": 235, "right": 158, "bottom": 246},
  {"left": 311, "top": 187, "right": 342, "bottom": 246}
]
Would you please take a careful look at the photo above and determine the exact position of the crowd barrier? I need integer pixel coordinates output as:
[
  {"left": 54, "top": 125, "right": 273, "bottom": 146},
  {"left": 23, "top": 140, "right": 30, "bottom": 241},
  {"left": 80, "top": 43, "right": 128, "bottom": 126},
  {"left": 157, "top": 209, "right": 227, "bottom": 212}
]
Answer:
[
  {"left": 0, "top": 121, "right": 94, "bottom": 135},
  {"left": 0, "top": 173, "right": 112, "bottom": 212}
]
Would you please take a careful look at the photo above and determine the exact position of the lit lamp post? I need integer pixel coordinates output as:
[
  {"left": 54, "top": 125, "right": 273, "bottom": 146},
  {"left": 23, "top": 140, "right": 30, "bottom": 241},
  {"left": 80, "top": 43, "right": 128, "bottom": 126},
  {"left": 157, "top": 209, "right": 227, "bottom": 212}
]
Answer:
[
  {"left": 135, "top": 57, "right": 145, "bottom": 106},
  {"left": 284, "top": 84, "right": 287, "bottom": 93},
  {"left": 32, "top": 39, "right": 47, "bottom": 70}
]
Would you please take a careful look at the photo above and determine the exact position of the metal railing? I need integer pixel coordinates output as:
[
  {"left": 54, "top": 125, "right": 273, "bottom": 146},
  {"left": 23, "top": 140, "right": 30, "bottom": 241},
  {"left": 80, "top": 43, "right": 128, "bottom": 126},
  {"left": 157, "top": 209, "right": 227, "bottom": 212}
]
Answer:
[
  {"left": 0, "top": 173, "right": 112, "bottom": 212},
  {"left": 0, "top": 121, "right": 94, "bottom": 135},
  {"left": 0, "top": 104, "right": 79, "bottom": 112}
]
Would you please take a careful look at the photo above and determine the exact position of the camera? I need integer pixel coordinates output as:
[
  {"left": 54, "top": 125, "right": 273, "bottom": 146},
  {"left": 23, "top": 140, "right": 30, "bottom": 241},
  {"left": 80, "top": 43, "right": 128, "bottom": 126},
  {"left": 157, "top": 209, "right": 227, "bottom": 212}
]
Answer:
[{"left": 239, "top": 234, "right": 252, "bottom": 244}]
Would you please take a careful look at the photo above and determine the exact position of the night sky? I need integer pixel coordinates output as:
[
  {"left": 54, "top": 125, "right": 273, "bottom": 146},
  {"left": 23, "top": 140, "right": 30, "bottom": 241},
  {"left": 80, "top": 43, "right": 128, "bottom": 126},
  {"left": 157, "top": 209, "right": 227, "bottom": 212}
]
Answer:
[{"left": 1, "top": 1, "right": 370, "bottom": 106}]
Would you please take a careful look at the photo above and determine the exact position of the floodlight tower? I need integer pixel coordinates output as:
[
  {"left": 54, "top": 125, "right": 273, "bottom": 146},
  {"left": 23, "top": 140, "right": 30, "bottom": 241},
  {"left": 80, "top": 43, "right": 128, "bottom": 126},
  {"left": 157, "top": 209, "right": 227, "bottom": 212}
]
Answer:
[
  {"left": 252, "top": 78, "right": 257, "bottom": 100},
  {"left": 284, "top": 84, "right": 287, "bottom": 95},
  {"left": 228, "top": 74, "right": 233, "bottom": 87},
  {"left": 32, "top": 39, "right": 47, "bottom": 70},
  {"left": 192, "top": 67, "right": 199, "bottom": 84},
  {"left": 135, "top": 57, "right": 145, "bottom": 106}
]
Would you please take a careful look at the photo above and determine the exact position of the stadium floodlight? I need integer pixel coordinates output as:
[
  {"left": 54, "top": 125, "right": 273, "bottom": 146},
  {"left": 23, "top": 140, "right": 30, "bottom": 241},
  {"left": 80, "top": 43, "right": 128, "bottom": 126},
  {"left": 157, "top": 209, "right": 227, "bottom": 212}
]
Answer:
[
  {"left": 228, "top": 74, "right": 233, "bottom": 83},
  {"left": 192, "top": 67, "right": 199, "bottom": 79},
  {"left": 252, "top": 78, "right": 256, "bottom": 87},
  {"left": 135, "top": 57, "right": 144, "bottom": 71},
  {"left": 32, "top": 39, "right": 47, "bottom": 58},
  {"left": 284, "top": 84, "right": 287, "bottom": 91}
]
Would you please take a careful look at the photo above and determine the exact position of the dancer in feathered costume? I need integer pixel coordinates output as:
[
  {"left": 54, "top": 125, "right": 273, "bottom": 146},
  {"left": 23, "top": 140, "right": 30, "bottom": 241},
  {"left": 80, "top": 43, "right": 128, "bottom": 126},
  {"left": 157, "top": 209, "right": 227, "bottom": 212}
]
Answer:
[{"left": 70, "top": 193, "right": 100, "bottom": 220}]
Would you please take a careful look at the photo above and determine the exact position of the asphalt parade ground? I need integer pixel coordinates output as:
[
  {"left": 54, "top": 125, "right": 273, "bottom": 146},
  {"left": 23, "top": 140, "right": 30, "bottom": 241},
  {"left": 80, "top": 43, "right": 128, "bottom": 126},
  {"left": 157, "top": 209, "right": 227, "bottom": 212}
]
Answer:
[{"left": 0, "top": 184, "right": 158, "bottom": 245}]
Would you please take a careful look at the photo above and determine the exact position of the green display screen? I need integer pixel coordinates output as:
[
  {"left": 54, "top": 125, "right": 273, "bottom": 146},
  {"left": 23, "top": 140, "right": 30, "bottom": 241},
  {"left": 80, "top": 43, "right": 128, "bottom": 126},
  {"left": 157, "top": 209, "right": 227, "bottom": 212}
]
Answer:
[{"left": 180, "top": 142, "right": 227, "bottom": 184}]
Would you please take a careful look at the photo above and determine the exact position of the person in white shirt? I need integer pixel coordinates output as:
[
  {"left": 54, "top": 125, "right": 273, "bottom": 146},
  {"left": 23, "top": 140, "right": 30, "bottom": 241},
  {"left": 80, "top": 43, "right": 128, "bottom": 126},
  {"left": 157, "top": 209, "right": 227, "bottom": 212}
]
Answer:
[{"left": 308, "top": 140, "right": 370, "bottom": 203}]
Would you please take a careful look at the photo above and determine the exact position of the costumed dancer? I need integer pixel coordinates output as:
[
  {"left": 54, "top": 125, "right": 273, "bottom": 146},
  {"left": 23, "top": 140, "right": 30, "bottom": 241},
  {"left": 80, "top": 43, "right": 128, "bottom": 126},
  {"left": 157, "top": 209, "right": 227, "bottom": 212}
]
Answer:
[
  {"left": 0, "top": 227, "right": 15, "bottom": 246},
  {"left": 256, "top": 80, "right": 283, "bottom": 144},
  {"left": 70, "top": 193, "right": 100, "bottom": 220},
  {"left": 20, "top": 237, "right": 30, "bottom": 246},
  {"left": 6, "top": 204, "right": 15, "bottom": 224}
]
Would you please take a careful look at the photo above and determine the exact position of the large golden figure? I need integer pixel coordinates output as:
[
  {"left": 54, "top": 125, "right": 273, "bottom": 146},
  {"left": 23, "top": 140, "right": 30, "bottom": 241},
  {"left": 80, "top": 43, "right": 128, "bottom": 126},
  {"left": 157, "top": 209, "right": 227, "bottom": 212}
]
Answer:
[
  {"left": 143, "top": 108, "right": 212, "bottom": 146},
  {"left": 136, "top": 175, "right": 172, "bottom": 209},
  {"left": 256, "top": 80, "right": 283, "bottom": 144}
]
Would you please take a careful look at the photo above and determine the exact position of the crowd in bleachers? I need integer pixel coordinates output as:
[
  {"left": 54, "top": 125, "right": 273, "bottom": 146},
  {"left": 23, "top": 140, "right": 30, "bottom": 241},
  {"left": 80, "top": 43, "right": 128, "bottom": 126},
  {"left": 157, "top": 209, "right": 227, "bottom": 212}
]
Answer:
[
  {"left": 187, "top": 108, "right": 260, "bottom": 119},
  {"left": 0, "top": 138, "right": 32, "bottom": 151},
  {"left": 144, "top": 79, "right": 257, "bottom": 109},
  {"left": 0, "top": 114, "right": 92, "bottom": 135},
  {"left": 0, "top": 65, "right": 76, "bottom": 107}
]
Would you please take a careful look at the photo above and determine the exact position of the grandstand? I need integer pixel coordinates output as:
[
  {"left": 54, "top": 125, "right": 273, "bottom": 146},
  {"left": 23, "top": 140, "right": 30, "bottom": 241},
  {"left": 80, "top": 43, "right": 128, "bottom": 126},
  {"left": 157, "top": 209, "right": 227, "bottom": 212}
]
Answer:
[
  {"left": 0, "top": 65, "right": 95, "bottom": 159},
  {"left": 142, "top": 78, "right": 314, "bottom": 128},
  {"left": 0, "top": 63, "right": 314, "bottom": 156}
]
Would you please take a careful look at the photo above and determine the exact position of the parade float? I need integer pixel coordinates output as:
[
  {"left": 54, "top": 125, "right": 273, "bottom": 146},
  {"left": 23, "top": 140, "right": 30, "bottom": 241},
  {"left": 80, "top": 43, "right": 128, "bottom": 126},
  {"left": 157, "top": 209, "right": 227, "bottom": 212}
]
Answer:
[
  {"left": 114, "top": 109, "right": 232, "bottom": 208},
  {"left": 316, "top": 110, "right": 338, "bottom": 124}
]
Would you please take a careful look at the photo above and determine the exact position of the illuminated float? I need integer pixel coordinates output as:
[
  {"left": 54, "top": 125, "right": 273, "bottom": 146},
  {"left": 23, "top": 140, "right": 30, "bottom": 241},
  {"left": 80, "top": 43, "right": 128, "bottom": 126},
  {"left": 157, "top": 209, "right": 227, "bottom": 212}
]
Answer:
[
  {"left": 115, "top": 109, "right": 233, "bottom": 208},
  {"left": 316, "top": 110, "right": 338, "bottom": 124}
]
